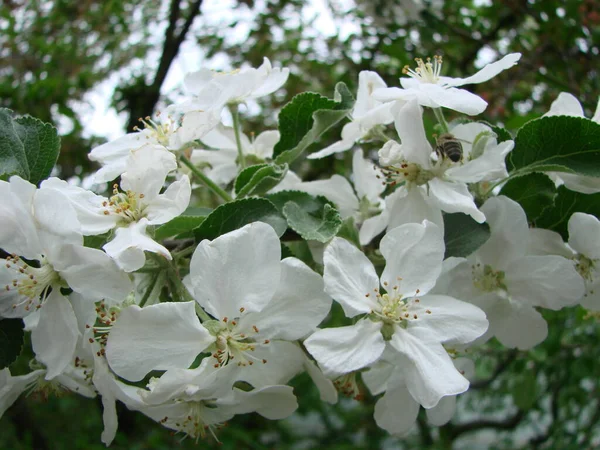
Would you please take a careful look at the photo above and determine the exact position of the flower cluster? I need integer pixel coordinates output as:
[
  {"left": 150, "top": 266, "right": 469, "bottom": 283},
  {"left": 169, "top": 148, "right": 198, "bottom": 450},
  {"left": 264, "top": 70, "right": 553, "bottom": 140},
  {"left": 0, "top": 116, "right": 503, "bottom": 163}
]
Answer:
[{"left": 1, "top": 52, "right": 598, "bottom": 446}]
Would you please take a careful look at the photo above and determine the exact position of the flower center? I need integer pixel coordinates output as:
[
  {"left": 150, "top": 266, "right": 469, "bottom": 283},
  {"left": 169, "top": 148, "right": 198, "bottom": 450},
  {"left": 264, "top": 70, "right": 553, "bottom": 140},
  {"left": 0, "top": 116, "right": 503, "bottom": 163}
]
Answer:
[
  {"left": 403, "top": 55, "right": 443, "bottom": 84},
  {"left": 333, "top": 372, "right": 363, "bottom": 400},
  {"left": 134, "top": 114, "right": 176, "bottom": 148},
  {"left": 380, "top": 161, "right": 436, "bottom": 187},
  {"left": 575, "top": 254, "right": 596, "bottom": 283},
  {"left": 471, "top": 263, "right": 507, "bottom": 292},
  {"left": 158, "top": 401, "right": 223, "bottom": 442},
  {"left": 101, "top": 184, "right": 146, "bottom": 224},
  {"left": 3, "top": 255, "right": 61, "bottom": 312},
  {"left": 205, "top": 312, "right": 270, "bottom": 368},
  {"left": 367, "top": 281, "right": 432, "bottom": 339}
]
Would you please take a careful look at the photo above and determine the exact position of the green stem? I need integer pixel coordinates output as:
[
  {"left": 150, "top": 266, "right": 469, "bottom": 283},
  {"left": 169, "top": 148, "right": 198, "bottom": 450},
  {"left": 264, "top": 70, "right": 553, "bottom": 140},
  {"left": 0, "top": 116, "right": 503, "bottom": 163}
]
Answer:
[
  {"left": 230, "top": 104, "right": 246, "bottom": 170},
  {"left": 139, "top": 270, "right": 161, "bottom": 307},
  {"left": 372, "top": 126, "right": 392, "bottom": 143},
  {"left": 483, "top": 171, "right": 521, "bottom": 197},
  {"left": 179, "top": 154, "right": 232, "bottom": 202},
  {"left": 433, "top": 107, "right": 450, "bottom": 133},
  {"left": 172, "top": 244, "right": 196, "bottom": 260},
  {"left": 151, "top": 253, "right": 211, "bottom": 322}
]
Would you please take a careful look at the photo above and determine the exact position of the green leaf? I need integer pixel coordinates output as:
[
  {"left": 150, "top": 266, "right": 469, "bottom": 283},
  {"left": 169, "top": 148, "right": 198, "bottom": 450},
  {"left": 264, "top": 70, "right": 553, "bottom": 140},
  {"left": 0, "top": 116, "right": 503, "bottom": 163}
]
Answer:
[
  {"left": 0, "top": 108, "right": 60, "bottom": 185},
  {"left": 154, "top": 207, "right": 212, "bottom": 240},
  {"left": 267, "top": 190, "right": 343, "bottom": 243},
  {"left": 535, "top": 186, "right": 600, "bottom": 240},
  {"left": 508, "top": 116, "right": 600, "bottom": 177},
  {"left": 83, "top": 232, "right": 110, "bottom": 249},
  {"left": 194, "top": 197, "right": 287, "bottom": 241},
  {"left": 0, "top": 318, "right": 24, "bottom": 369},
  {"left": 479, "top": 121, "right": 513, "bottom": 143},
  {"left": 283, "top": 203, "right": 342, "bottom": 243},
  {"left": 512, "top": 372, "right": 538, "bottom": 410},
  {"left": 500, "top": 173, "right": 557, "bottom": 222},
  {"left": 273, "top": 82, "right": 354, "bottom": 164},
  {"left": 443, "top": 213, "right": 491, "bottom": 258},
  {"left": 336, "top": 216, "right": 361, "bottom": 248},
  {"left": 267, "top": 190, "right": 329, "bottom": 215},
  {"left": 234, "top": 162, "right": 288, "bottom": 198}
]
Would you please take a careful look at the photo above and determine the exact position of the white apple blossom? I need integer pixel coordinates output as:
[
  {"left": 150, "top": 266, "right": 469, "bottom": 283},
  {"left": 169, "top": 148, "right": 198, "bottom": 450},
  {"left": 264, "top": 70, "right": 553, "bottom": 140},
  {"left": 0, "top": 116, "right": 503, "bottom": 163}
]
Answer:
[
  {"left": 0, "top": 176, "right": 132, "bottom": 378},
  {"left": 543, "top": 92, "right": 600, "bottom": 193},
  {"left": 304, "top": 221, "right": 488, "bottom": 408},
  {"left": 308, "top": 71, "right": 394, "bottom": 159},
  {"left": 89, "top": 109, "right": 220, "bottom": 183},
  {"left": 42, "top": 147, "right": 191, "bottom": 272},
  {"left": 439, "top": 196, "right": 585, "bottom": 350},
  {"left": 105, "top": 222, "right": 331, "bottom": 387},
  {"left": 190, "top": 124, "right": 280, "bottom": 185},
  {"left": 373, "top": 53, "right": 521, "bottom": 115},
  {"left": 136, "top": 358, "right": 298, "bottom": 441},
  {"left": 174, "top": 57, "right": 289, "bottom": 114},
  {"left": 529, "top": 213, "right": 600, "bottom": 311},
  {"left": 377, "top": 99, "right": 514, "bottom": 223},
  {"left": 362, "top": 355, "right": 474, "bottom": 435}
]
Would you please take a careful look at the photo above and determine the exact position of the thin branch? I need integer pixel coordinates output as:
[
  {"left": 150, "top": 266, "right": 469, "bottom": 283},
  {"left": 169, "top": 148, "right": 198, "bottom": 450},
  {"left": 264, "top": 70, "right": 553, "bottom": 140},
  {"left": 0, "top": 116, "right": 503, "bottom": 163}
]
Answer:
[
  {"left": 445, "top": 409, "right": 526, "bottom": 440},
  {"left": 470, "top": 349, "right": 518, "bottom": 390}
]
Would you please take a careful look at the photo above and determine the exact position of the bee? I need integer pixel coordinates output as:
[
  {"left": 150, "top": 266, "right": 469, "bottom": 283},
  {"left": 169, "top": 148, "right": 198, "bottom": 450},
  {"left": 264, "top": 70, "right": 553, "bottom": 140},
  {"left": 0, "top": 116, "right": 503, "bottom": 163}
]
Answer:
[{"left": 435, "top": 133, "right": 463, "bottom": 163}]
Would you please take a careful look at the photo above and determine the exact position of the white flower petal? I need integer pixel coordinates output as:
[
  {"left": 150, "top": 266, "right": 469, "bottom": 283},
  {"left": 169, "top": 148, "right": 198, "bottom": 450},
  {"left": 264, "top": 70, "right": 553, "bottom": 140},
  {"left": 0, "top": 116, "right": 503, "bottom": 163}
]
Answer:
[
  {"left": 353, "top": 149, "right": 385, "bottom": 202},
  {"left": 120, "top": 146, "right": 177, "bottom": 199},
  {"left": 544, "top": 92, "right": 585, "bottom": 118},
  {"left": 226, "top": 385, "right": 297, "bottom": 420},
  {"left": 169, "top": 110, "right": 221, "bottom": 148},
  {"left": 354, "top": 71, "right": 388, "bottom": 117},
  {"left": 190, "top": 222, "right": 281, "bottom": 319},
  {"left": 426, "top": 395, "right": 456, "bottom": 426},
  {"left": 380, "top": 221, "right": 445, "bottom": 297},
  {"left": 0, "top": 178, "right": 42, "bottom": 258},
  {"left": 251, "top": 130, "right": 280, "bottom": 159},
  {"left": 308, "top": 138, "right": 355, "bottom": 159},
  {"left": 239, "top": 258, "right": 331, "bottom": 341},
  {"left": 568, "top": 212, "right": 600, "bottom": 259},
  {"left": 477, "top": 196, "right": 529, "bottom": 269},
  {"left": 506, "top": 255, "right": 584, "bottom": 309},
  {"left": 485, "top": 298, "right": 548, "bottom": 350},
  {"left": 556, "top": 173, "right": 600, "bottom": 194},
  {"left": 390, "top": 328, "right": 469, "bottom": 408},
  {"left": 411, "top": 294, "right": 488, "bottom": 345},
  {"left": 0, "top": 369, "right": 45, "bottom": 417},
  {"left": 40, "top": 178, "right": 117, "bottom": 235},
  {"left": 528, "top": 228, "right": 572, "bottom": 258},
  {"left": 362, "top": 362, "right": 394, "bottom": 395},
  {"left": 55, "top": 244, "right": 132, "bottom": 302},
  {"left": 145, "top": 175, "right": 191, "bottom": 225},
  {"left": 105, "top": 302, "right": 214, "bottom": 382},
  {"left": 103, "top": 219, "right": 171, "bottom": 272},
  {"left": 445, "top": 53, "right": 521, "bottom": 87},
  {"left": 31, "top": 291, "right": 79, "bottom": 380},
  {"left": 374, "top": 385, "right": 419, "bottom": 435},
  {"left": 304, "top": 320, "right": 385, "bottom": 376},
  {"left": 447, "top": 140, "right": 514, "bottom": 183},
  {"left": 303, "top": 355, "right": 338, "bottom": 404},
  {"left": 33, "top": 187, "right": 83, "bottom": 240},
  {"left": 392, "top": 99, "right": 433, "bottom": 168},
  {"left": 386, "top": 185, "right": 444, "bottom": 231},
  {"left": 428, "top": 178, "right": 485, "bottom": 222},
  {"left": 359, "top": 208, "right": 390, "bottom": 245},
  {"left": 323, "top": 237, "right": 379, "bottom": 317}
]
